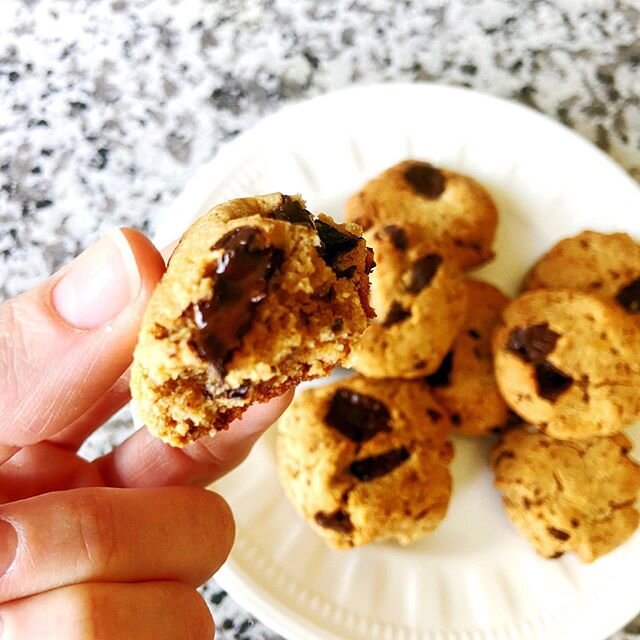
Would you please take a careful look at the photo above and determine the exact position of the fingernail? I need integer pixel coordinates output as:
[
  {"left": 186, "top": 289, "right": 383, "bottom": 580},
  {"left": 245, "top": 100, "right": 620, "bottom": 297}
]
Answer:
[
  {"left": 0, "top": 520, "right": 17, "bottom": 576},
  {"left": 52, "top": 229, "right": 141, "bottom": 329}
]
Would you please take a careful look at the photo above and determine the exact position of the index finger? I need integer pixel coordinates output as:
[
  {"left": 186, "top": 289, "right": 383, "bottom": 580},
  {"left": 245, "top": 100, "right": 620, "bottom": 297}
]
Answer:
[{"left": 95, "top": 391, "right": 293, "bottom": 488}]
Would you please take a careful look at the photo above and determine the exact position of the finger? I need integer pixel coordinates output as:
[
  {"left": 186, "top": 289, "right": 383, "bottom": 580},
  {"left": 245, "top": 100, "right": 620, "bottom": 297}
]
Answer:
[
  {"left": 0, "top": 446, "right": 19, "bottom": 466},
  {"left": 49, "top": 371, "right": 132, "bottom": 450},
  {"left": 0, "top": 486, "right": 234, "bottom": 602},
  {"left": 96, "top": 390, "right": 293, "bottom": 488},
  {"left": 0, "top": 228, "right": 165, "bottom": 447},
  {"left": 0, "top": 443, "right": 103, "bottom": 504},
  {"left": 0, "top": 581, "right": 214, "bottom": 640}
]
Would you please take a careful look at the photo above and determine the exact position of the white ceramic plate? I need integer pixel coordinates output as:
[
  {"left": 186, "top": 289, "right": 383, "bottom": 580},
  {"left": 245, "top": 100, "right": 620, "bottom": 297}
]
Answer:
[{"left": 153, "top": 84, "right": 640, "bottom": 640}]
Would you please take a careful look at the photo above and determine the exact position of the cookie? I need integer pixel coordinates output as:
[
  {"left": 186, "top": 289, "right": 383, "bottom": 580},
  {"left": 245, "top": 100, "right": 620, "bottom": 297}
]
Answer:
[
  {"left": 522, "top": 231, "right": 640, "bottom": 316},
  {"left": 493, "top": 289, "right": 640, "bottom": 440},
  {"left": 131, "top": 193, "right": 374, "bottom": 446},
  {"left": 424, "top": 279, "right": 511, "bottom": 436},
  {"left": 276, "top": 376, "right": 454, "bottom": 549},
  {"left": 344, "top": 159, "right": 498, "bottom": 269},
  {"left": 491, "top": 428, "right": 640, "bottom": 562},
  {"left": 348, "top": 223, "right": 468, "bottom": 379}
]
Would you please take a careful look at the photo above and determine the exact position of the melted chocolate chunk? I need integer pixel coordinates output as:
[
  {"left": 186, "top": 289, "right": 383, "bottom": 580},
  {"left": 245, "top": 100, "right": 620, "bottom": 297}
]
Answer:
[
  {"left": 404, "top": 162, "right": 446, "bottom": 199},
  {"left": 349, "top": 446, "right": 410, "bottom": 481},
  {"left": 547, "top": 527, "right": 571, "bottom": 541},
  {"left": 427, "top": 408, "right": 443, "bottom": 422},
  {"left": 191, "top": 226, "right": 283, "bottom": 374},
  {"left": 468, "top": 328, "right": 481, "bottom": 340},
  {"left": 314, "top": 509, "right": 354, "bottom": 533},
  {"left": 316, "top": 219, "right": 360, "bottom": 269},
  {"left": 615, "top": 278, "right": 640, "bottom": 313},
  {"left": 381, "top": 225, "right": 408, "bottom": 251},
  {"left": 269, "top": 194, "right": 315, "bottom": 227},
  {"left": 506, "top": 324, "right": 561, "bottom": 363},
  {"left": 325, "top": 389, "right": 392, "bottom": 442},
  {"left": 424, "top": 351, "right": 454, "bottom": 387},
  {"left": 405, "top": 254, "right": 442, "bottom": 294},
  {"left": 382, "top": 301, "right": 411, "bottom": 327},
  {"left": 535, "top": 361, "right": 573, "bottom": 401}
]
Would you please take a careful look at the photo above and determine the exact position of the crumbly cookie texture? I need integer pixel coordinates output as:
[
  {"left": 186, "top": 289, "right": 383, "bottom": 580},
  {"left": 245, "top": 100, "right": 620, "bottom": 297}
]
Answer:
[
  {"left": 424, "top": 279, "right": 510, "bottom": 436},
  {"left": 491, "top": 428, "right": 640, "bottom": 562},
  {"left": 493, "top": 289, "right": 640, "bottom": 440},
  {"left": 522, "top": 230, "right": 640, "bottom": 317},
  {"left": 131, "top": 193, "right": 374, "bottom": 447},
  {"left": 344, "top": 159, "right": 498, "bottom": 270},
  {"left": 276, "top": 376, "right": 454, "bottom": 549},
  {"left": 348, "top": 222, "right": 468, "bottom": 379}
]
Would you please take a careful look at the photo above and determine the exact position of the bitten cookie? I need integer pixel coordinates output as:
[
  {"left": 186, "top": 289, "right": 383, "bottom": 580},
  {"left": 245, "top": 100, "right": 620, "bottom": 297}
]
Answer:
[
  {"left": 344, "top": 159, "right": 498, "bottom": 269},
  {"left": 424, "top": 279, "right": 510, "bottom": 436},
  {"left": 348, "top": 223, "right": 468, "bottom": 379},
  {"left": 276, "top": 376, "right": 454, "bottom": 549},
  {"left": 493, "top": 289, "right": 640, "bottom": 440},
  {"left": 522, "top": 230, "right": 640, "bottom": 316},
  {"left": 491, "top": 428, "right": 640, "bottom": 562},
  {"left": 131, "top": 193, "right": 374, "bottom": 446}
]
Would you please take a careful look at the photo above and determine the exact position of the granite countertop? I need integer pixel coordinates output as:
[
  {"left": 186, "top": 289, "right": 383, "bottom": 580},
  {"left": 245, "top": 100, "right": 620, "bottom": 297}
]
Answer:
[{"left": 1, "top": 1, "right": 639, "bottom": 638}]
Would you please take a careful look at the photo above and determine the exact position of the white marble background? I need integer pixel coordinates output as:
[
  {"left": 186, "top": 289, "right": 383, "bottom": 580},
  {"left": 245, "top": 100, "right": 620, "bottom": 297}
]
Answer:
[{"left": 1, "top": 1, "right": 639, "bottom": 638}]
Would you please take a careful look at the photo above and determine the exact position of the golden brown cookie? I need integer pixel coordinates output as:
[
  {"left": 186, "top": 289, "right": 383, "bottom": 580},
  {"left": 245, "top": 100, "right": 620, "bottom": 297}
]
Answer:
[
  {"left": 131, "top": 193, "right": 374, "bottom": 446},
  {"left": 277, "top": 376, "right": 454, "bottom": 549},
  {"left": 424, "top": 279, "right": 510, "bottom": 436},
  {"left": 522, "top": 231, "right": 640, "bottom": 316},
  {"left": 344, "top": 159, "right": 498, "bottom": 270},
  {"left": 493, "top": 289, "right": 640, "bottom": 440},
  {"left": 491, "top": 428, "right": 640, "bottom": 562},
  {"left": 348, "top": 223, "right": 468, "bottom": 379}
]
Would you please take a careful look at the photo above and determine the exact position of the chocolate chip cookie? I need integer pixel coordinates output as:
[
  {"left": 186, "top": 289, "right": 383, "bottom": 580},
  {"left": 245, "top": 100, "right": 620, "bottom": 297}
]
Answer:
[
  {"left": 276, "top": 376, "right": 454, "bottom": 549},
  {"left": 491, "top": 427, "right": 640, "bottom": 562},
  {"left": 348, "top": 223, "right": 468, "bottom": 379},
  {"left": 493, "top": 289, "right": 640, "bottom": 440},
  {"left": 522, "top": 230, "right": 640, "bottom": 317},
  {"left": 131, "top": 193, "right": 374, "bottom": 446},
  {"left": 344, "top": 160, "right": 498, "bottom": 269},
  {"left": 425, "top": 279, "right": 511, "bottom": 436}
]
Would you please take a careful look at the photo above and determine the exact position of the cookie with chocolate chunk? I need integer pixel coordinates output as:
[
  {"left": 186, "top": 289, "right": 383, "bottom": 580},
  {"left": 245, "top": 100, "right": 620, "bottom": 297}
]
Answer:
[
  {"left": 491, "top": 427, "right": 640, "bottom": 562},
  {"left": 131, "top": 193, "right": 374, "bottom": 446},
  {"left": 425, "top": 280, "right": 510, "bottom": 436},
  {"left": 522, "top": 230, "right": 640, "bottom": 317},
  {"left": 348, "top": 223, "right": 468, "bottom": 379},
  {"left": 493, "top": 289, "right": 640, "bottom": 440},
  {"left": 344, "top": 160, "right": 498, "bottom": 269},
  {"left": 276, "top": 376, "right": 454, "bottom": 549}
]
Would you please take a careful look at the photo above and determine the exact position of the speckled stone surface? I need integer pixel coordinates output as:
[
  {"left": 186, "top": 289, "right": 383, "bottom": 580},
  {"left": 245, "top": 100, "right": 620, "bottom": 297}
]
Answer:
[{"left": 1, "top": 0, "right": 639, "bottom": 638}]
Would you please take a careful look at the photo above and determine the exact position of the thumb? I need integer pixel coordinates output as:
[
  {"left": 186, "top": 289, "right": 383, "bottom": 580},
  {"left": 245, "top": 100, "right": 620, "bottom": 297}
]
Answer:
[{"left": 0, "top": 228, "right": 165, "bottom": 447}]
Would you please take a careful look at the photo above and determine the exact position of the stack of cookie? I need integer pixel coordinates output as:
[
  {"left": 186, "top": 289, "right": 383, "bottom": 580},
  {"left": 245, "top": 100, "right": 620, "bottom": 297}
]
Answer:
[
  {"left": 491, "top": 231, "right": 640, "bottom": 562},
  {"left": 277, "top": 160, "right": 513, "bottom": 548}
]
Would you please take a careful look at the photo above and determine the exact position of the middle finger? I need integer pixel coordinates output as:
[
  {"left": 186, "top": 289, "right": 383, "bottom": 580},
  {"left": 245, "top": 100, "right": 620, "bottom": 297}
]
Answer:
[{"left": 0, "top": 485, "right": 234, "bottom": 603}]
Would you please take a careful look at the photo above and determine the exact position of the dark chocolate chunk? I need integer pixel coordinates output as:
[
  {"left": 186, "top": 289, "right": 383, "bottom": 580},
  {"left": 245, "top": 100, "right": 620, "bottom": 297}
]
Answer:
[
  {"left": 405, "top": 254, "right": 442, "bottom": 293},
  {"left": 404, "top": 162, "right": 446, "bottom": 198},
  {"left": 424, "top": 351, "right": 454, "bottom": 387},
  {"left": 191, "top": 226, "right": 283, "bottom": 374},
  {"left": 314, "top": 509, "right": 354, "bottom": 533},
  {"left": 269, "top": 194, "right": 315, "bottom": 228},
  {"left": 349, "top": 446, "right": 410, "bottom": 481},
  {"left": 506, "top": 323, "right": 561, "bottom": 363},
  {"left": 547, "top": 527, "right": 571, "bottom": 541},
  {"left": 316, "top": 219, "right": 360, "bottom": 268},
  {"left": 468, "top": 328, "right": 481, "bottom": 339},
  {"left": 325, "top": 388, "right": 392, "bottom": 442},
  {"left": 331, "top": 318, "right": 344, "bottom": 333},
  {"left": 535, "top": 361, "right": 573, "bottom": 401},
  {"left": 450, "top": 412, "right": 462, "bottom": 426},
  {"left": 381, "top": 225, "right": 408, "bottom": 251},
  {"left": 615, "top": 278, "right": 640, "bottom": 313},
  {"left": 427, "top": 408, "right": 443, "bottom": 422},
  {"left": 337, "top": 265, "right": 356, "bottom": 279},
  {"left": 382, "top": 301, "right": 411, "bottom": 327},
  {"left": 226, "top": 382, "right": 250, "bottom": 398}
]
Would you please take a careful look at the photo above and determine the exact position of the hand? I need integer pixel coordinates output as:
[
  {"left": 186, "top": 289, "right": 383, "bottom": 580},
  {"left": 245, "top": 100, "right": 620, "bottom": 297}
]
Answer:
[{"left": 0, "top": 229, "right": 292, "bottom": 639}]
